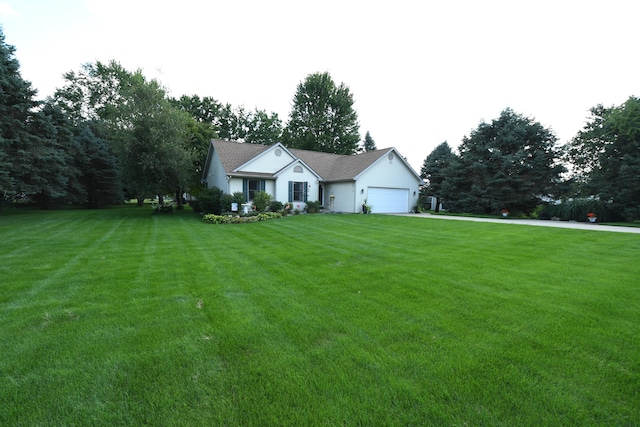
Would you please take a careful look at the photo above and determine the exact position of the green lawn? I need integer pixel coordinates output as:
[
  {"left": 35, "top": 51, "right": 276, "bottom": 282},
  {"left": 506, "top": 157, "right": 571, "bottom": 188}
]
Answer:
[{"left": 1, "top": 207, "right": 639, "bottom": 426}]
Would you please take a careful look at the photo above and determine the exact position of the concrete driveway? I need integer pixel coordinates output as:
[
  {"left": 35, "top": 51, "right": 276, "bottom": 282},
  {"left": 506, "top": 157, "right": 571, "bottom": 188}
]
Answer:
[{"left": 392, "top": 213, "right": 640, "bottom": 234}]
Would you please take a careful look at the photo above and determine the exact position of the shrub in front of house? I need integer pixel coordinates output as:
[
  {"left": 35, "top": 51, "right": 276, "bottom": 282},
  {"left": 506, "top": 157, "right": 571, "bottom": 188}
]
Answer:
[
  {"left": 197, "top": 187, "right": 225, "bottom": 215},
  {"left": 257, "top": 212, "right": 282, "bottom": 221},
  {"left": 222, "top": 192, "right": 247, "bottom": 213},
  {"left": 252, "top": 191, "right": 272, "bottom": 212},
  {"left": 269, "top": 201, "right": 283, "bottom": 212},
  {"left": 189, "top": 198, "right": 201, "bottom": 212},
  {"left": 305, "top": 200, "right": 321, "bottom": 213}
]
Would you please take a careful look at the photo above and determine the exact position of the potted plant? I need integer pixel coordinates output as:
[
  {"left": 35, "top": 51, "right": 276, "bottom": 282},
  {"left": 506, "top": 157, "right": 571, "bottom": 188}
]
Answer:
[
  {"left": 362, "top": 199, "right": 371, "bottom": 214},
  {"left": 587, "top": 212, "right": 597, "bottom": 223},
  {"left": 501, "top": 208, "right": 509, "bottom": 217}
]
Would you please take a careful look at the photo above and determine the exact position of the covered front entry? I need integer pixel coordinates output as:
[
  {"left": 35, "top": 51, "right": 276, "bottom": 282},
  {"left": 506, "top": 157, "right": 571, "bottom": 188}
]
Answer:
[{"left": 367, "top": 187, "right": 409, "bottom": 213}]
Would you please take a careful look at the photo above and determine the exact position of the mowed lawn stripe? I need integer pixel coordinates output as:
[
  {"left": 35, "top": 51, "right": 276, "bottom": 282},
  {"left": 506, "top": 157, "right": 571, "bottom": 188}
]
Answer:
[{"left": 1, "top": 208, "right": 638, "bottom": 425}]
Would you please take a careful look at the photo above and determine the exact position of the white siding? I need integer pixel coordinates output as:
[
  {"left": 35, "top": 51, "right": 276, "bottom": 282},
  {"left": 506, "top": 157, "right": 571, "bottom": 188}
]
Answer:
[
  {"left": 203, "top": 142, "right": 422, "bottom": 214},
  {"left": 204, "top": 151, "right": 229, "bottom": 192},
  {"left": 264, "top": 180, "right": 276, "bottom": 197},
  {"left": 274, "top": 162, "right": 319, "bottom": 208},
  {"left": 325, "top": 182, "right": 355, "bottom": 213},
  {"left": 238, "top": 146, "right": 294, "bottom": 173},
  {"left": 356, "top": 151, "right": 422, "bottom": 213},
  {"left": 228, "top": 178, "right": 244, "bottom": 195}
]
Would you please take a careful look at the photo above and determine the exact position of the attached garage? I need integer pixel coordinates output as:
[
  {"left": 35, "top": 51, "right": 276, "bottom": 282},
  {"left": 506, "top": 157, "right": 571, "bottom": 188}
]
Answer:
[
  {"left": 367, "top": 187, "right": 409, "bottom": 213},
  {"left": 204, "top": 141, "right": 423, "bottom": 214}
]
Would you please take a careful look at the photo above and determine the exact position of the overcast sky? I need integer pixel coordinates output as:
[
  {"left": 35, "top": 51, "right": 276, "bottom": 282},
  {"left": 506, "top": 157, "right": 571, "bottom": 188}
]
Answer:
[{"left": 1, "top": 0, "right": 638, "bottom": 172}]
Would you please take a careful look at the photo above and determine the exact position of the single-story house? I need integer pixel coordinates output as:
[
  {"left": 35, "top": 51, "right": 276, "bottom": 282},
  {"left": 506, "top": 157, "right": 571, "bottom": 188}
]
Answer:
[{"left": 201, "top": 139, "right": 423, "bottom": 213}]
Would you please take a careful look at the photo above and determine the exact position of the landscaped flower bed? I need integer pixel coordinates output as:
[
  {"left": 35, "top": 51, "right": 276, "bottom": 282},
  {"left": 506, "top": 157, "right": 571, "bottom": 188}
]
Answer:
[{"left": 202, "top": 212, "right": 282, "bottom": 224}]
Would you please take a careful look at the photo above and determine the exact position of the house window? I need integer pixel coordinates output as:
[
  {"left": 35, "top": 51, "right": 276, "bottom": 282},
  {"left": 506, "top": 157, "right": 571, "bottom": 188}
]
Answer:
[
  {"left": 288, "top": 181, "right": 308, "bottom": 202},
  {"left": 293, "top": 182, "right": 304, "bottom": 201},
  {"left": 243, "top": 179, "right": 265, "bottom": 201},
  {"left": 294, "top": 165, "right": 303, "bottom": 173}
]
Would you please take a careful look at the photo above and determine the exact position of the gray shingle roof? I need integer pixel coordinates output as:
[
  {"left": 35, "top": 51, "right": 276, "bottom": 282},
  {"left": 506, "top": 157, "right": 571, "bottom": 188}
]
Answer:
[
  {"left": 211, "top": 139, "right": 270, "bottom": 172},
  {"left": 290, "top": 148, "right": 390, "bottom": 181},
  {"left": 210, "top": 139, "right": 395, "bottom": 181}
]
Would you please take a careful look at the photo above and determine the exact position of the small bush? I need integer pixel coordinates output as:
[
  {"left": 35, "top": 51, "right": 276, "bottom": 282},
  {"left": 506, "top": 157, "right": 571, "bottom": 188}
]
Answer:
[
  {"left": 305, "top": 200, "right": 321, "bottom": 214},
  {"left": 189, "top": 199, "right": 201, "bottom": 213},
  {"left": 222, "top": 192, "right": 247, "bottom": 213},
  {"left": 257, "top": 212, "right": 282, "bottom": 221},
  {"left": 232, "top": 192, "right": 246, "bottom": 204},
  {"left": 253, "top": 191, "right": 272, "bottom": 212},
  {"left": 198, "top": 187, "right": 225, "bottom": 215},
  {"left": 269, "top": 201, "right": 283, "bottom": 212},
  {"left": 221, "top": 194, "right": 233, "bottom": 213},
  {"left": 540, "top": 199, "right": 618, "bottom": 222},
  {"left": 152, "top": 204, "right": 174, "bottom": 214}
]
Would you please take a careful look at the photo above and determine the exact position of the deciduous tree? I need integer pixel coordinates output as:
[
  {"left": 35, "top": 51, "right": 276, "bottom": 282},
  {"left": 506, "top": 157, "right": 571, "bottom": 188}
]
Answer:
[
  {"left": 53, "top": 61, "right": 195, "bottom": 204},
  {"left": 284, "top": 72, "right": 360, "bottom": 154},
  {"left": 563, "top": 104, "right": 611, "bottom": 190},
  {"left": 245, "top": 109, "right": 283, "bottom": 145},
  {"left": 565, "top": 97, "right": 640, "bottom": 221}
]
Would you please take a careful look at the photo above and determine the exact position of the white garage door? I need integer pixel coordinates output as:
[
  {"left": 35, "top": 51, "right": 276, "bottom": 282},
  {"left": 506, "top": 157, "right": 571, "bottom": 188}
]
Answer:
[{"left": 367, "top": 187, "right": 409, "bottom": 213}]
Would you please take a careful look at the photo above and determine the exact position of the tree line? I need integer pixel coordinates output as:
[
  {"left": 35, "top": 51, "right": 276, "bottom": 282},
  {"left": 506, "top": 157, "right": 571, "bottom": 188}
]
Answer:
[
  {"left": 420, "top": 99, "right": 640, "bottom": 222},
  {"left": 0, "top": 27, "right": 368, "bottom": 210},
  {"left": 2, "top": 25, "right": 637, "bottom": 221}
]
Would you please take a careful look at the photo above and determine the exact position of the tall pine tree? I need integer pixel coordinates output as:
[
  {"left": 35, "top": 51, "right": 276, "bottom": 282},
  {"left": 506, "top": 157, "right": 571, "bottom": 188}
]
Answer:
[
  {"left": 75, "top": 124, "right": 122, "bottom": 208},
  {"left": 421, "top": 142, "right": 456, "bottom": 212},
  {"left": 362, "top": 131, "right": 377, "bottom": 152},
  {"left": 0, "top": 27, "right": 39, "bottom": 200}
]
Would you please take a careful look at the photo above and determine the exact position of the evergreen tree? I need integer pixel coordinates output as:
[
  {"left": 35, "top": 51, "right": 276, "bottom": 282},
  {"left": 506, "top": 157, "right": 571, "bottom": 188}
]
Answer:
[
  {"left": 0, "top": 133, "right": 10, "bottom": 203},
  {"left": 27, "top": 104, "right": 84, "bottom": 208},
  {"left": 420, "top": 142, "right": 456, "bottom": 212},
  {"left": 75, "top": 124, "right": 122, "bottom": 208},
  {"left": 0, "top": 27, "right": 38, "bottom": 199},
  {"left": 448, "top": 108, "right": 564, "bottom": 215},
  {"left": 362, "top": 131, "right": 377, "bottom": 152},
  {"left": 42, "top": 103, "right": 86, "bottom": 204},
  {"left": 0, "top": 29, "right": 85, "bottom": 208}
]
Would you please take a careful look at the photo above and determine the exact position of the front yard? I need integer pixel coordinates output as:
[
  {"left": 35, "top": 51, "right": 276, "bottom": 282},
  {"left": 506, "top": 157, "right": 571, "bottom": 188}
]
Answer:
[{"left": 1, "top": 207, "right": 638, "bottom": 425}]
